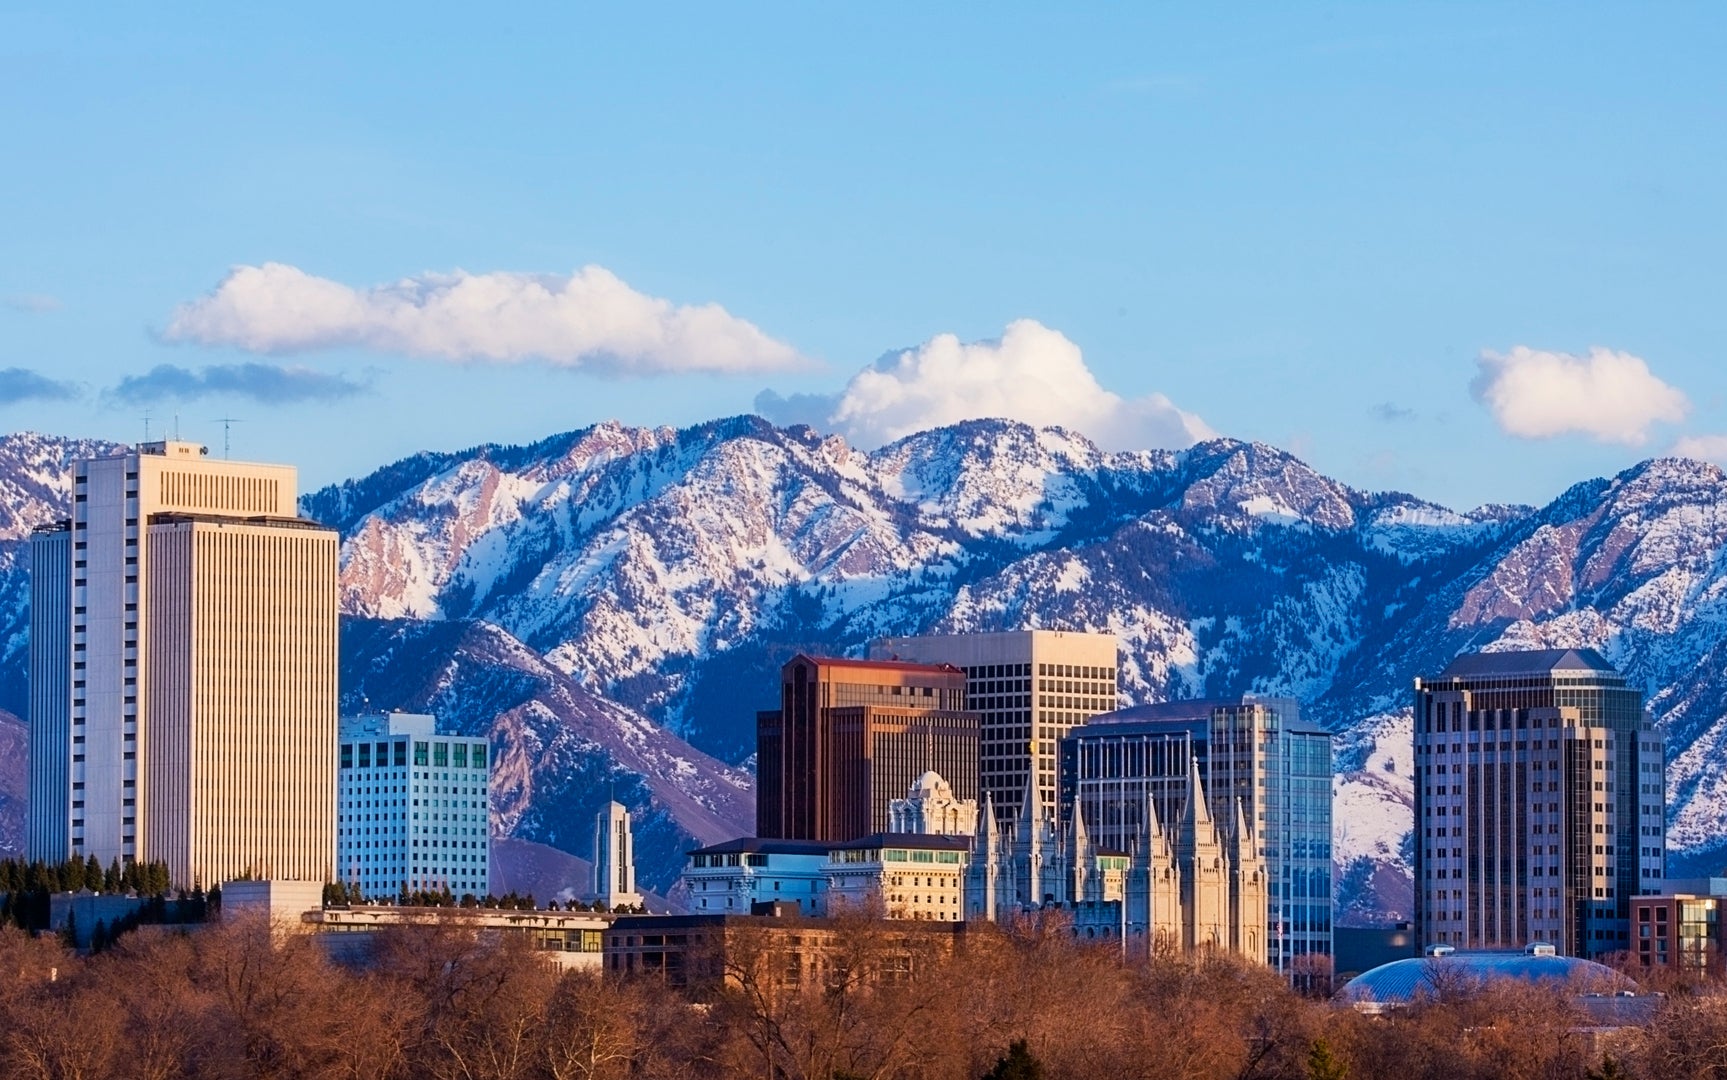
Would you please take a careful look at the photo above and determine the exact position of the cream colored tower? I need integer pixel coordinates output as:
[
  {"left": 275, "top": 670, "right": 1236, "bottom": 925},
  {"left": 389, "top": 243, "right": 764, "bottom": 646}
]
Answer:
[
  {"left": 870, "top": 630, "right": 1118, "bottom": 828},
  {"left": 29, "top": 440, "right": 336, "bottom": 888}
]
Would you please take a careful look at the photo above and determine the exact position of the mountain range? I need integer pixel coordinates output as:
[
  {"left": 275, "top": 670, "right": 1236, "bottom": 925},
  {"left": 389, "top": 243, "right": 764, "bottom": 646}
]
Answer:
[{"left": 0, "top": 419, "right": 1724, "bottom": 915}]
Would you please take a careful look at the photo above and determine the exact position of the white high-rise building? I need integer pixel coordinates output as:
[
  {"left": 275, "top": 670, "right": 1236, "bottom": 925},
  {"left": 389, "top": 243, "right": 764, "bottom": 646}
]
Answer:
[
  {"left": 338, "top": 712, "right": 491, "bottom": 900},
  {"left": 28, "top": 440, "right": 338, "bottom": 888},
  {"left": 592, "top": 801, "right": 641, "bottom": 910},
  {"left": 870, "top": 630, "right": 1119, "bottom": 827}
]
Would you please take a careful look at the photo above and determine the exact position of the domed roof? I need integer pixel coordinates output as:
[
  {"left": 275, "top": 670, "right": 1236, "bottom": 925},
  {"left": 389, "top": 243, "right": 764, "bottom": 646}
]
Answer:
[
  {"left": 911, "top": 770, "right": 950, "bottom": 794},
  {"left": 1337, "top": 948, "right": 1636, "bottom": 1008}
]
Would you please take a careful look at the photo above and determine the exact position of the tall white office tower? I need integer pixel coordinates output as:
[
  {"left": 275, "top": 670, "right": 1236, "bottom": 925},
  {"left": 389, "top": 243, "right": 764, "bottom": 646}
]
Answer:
[
  {"left": 592, "top": 801, "right": 642, "bottom": 910},
  {"left": 338, "top": 712, "right": 491, "bottom": 900},
  {"left": 870, "top": 630, "right": 1118, "bottom": 827},
  {"left": 28, "top": 440, "right": 338, "bottom": 888}
]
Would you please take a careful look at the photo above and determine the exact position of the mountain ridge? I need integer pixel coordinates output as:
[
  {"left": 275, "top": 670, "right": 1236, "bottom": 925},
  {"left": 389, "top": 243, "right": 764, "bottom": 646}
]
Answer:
[{"left": 1, "top": 421, "right": 1725, "bottom": 917}]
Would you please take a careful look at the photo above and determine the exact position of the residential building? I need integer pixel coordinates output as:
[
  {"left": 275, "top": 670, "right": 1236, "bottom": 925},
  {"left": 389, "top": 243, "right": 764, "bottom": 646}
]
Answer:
[
  {"left": 1413, "top": 648, "right": 1665, "bottom": 959},
  {"left": 337, "top": 712, "right": 491, "bottom": 900},
  {"left": 28, "top": 440, "right": 338, "bottom": 888},
  {"left": 825, "top": 833, "right": 971, "bottom": 920},
  {"left": 592, "top": 801, "right": 642, "bottom": 910},
  {"left": 870, "top": 630, "right": 1118, "bottom": 829},
  {"left": 1059, "top": 697, "right": 1333, "bottom": 972},
  {"left": 1630, "top": 879, "right": 1727, "bottom": 971},
  {"left": 682, "top": 837, "right": 831, "bottom": 914},
  {"left": 755, "top": 655, "right": 979, "bottom": 842}
]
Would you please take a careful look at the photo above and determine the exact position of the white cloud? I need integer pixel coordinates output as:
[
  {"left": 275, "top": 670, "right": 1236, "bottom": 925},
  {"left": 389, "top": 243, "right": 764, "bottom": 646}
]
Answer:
[
  {"left": 756, "top": 319, "right": 1213, "bottom": 451},
  {"left": 1671, "top": 434, "right": 1727, "bottom": 467},
  {"left": 163, "top": 263, "right": 806, "bottom": 376},
  {"left": 3, "top": 294, "right": 61, "bottom": 313},
  {"left": 1470, "top": 346, "right": 1689, "bottom": 445}
]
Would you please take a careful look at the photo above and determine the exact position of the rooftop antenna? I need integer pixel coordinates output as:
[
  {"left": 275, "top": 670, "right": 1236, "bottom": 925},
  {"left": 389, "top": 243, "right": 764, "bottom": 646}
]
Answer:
[
  {"left": 172, "top": 413, "right": 181, "bottom": 441},
  {"left": 214, "top": 416, "right": 243, "bottom": 459},
  {"left": 142, "top": 410, "right": 151, "bottom": 442}
]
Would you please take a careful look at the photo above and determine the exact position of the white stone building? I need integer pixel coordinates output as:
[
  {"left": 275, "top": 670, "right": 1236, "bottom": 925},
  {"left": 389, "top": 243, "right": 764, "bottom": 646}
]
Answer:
[
  {"left": 592, "top": 801, "right": 642, "bottom": 910},
  {"left": 888, "top": 771, "right": 979, "bottom": 836},
  {"left": 682, "top": 838, "right": 831, "bottom": 914},
  {"left": 825, "top": 833, "right": 971, "bottom": 920}
]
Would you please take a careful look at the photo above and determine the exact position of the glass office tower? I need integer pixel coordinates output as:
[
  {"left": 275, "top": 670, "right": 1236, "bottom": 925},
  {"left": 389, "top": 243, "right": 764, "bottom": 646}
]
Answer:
[{"left": 1061, "top": 696, "right": 1333, "bottom": 973}]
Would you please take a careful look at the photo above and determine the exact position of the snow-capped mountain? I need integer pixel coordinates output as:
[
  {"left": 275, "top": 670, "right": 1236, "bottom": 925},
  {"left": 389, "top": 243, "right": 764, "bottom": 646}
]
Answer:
[
  {"left": 4, "top": 420, "right": 1727, "bottom": 918},
  {"left": 305, "top": 416, "right": 1727, "bottom": 913}
]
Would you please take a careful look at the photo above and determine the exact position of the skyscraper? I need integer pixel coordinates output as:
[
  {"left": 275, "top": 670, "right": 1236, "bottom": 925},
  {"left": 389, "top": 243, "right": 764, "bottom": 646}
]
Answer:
[
  {"left": 28, "top": 440, "right": 338, "bottom": 888},
  {"left": 755, "top": 655, "right": 979, "bottom": 842},
  {"left": 870, "top": 630, "right": 1118, "bottom": 827},
  {"left": 593, "top": 801, "right": 642, "bottom": 910},
  {"left": 338, "top": 712, "right": 491, "bottom": 900},
  {"left": 1413, "top": 649, "right": 1665, "bottom": 958},
  {"left": 1059, "top": 697, "right": 1333, "bottom": 972}
]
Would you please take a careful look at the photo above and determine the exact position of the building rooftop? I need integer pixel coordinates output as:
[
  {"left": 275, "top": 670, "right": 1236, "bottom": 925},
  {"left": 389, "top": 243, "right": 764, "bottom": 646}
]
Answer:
[
  {"left": 1437, "top": 648, "right": 1618, "bottom": 679},
  {"left": 687, "top": 837, "right": 834, "bottom": 857},
  {"left": 1336, "top": 948, "right": 1635, "bottom": 1008},
  {"left": 792, "top": 654, "right": 965, "bottom": 675},
  {"left": 1073, "top": 698, "right": 1328, "bottom": 736},
  {"left": 827, "top": 833, "right": 973, "bottom": 852}
]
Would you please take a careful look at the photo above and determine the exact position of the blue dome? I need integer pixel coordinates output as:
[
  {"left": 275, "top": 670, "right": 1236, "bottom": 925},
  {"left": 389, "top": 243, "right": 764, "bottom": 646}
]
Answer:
[{"left": 1338, "top": 949, "right": 1636, "bottom": 1007}]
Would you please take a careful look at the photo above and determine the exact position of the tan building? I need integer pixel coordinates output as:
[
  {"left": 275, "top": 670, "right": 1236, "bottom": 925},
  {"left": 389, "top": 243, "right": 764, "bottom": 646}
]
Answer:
[
  {"left": 825, "top": 833, "right": 971, "bottom": 921},
  {"left": 755, "top": 655, "right": 979, "bottom": 842},
  {"left": 870, "top": 630, "right": 1118, "bottom": 828},
  {"left": 29, "top": 440, "right": 337, "bottom": 888}
]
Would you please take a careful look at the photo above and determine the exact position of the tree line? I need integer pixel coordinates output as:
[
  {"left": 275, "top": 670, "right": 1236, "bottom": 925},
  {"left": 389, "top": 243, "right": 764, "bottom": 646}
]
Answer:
[{"left": 0, "top": 911, "right": 1723, "bottom": 1080}]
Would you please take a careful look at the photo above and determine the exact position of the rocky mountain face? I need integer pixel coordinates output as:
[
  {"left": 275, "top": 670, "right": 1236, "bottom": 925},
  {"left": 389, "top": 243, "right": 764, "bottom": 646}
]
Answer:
[
  {"left": 305, "top": 416, "right": 1727, "bottom": 918},
  {"left": 3, "top": 421, "right": 1727, "bottom": 919}
]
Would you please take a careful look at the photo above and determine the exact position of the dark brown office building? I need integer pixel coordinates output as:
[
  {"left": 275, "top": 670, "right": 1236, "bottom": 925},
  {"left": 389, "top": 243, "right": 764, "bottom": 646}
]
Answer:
[{"left": 756, "top": 655, "right": 979, "bottom": 842}]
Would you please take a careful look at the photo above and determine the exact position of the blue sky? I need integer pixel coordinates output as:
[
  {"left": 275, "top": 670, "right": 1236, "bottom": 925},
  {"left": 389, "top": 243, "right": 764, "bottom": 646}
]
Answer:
[{"left": 3, "top": 3, "right": 1725, "bottom": 509}]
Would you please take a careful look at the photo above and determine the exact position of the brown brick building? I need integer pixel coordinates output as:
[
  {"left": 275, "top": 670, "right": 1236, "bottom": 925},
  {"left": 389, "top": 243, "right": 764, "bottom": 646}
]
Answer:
[
  {"left": 756, "top": 655, "right": 979, "bottom": 842},
  {"left": 603, "top": 911, "right": 965, "bottom": 995}
]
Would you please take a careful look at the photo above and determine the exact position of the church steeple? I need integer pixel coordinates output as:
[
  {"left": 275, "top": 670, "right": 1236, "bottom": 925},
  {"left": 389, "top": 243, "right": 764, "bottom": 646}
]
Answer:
[{"left": 1069, "top": 793, "right": 1092, "bottom": 902}]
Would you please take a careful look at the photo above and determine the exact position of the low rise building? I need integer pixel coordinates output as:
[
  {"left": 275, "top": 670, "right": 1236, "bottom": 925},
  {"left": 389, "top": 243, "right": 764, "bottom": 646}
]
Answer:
[
  {"left": 682, "top": 838, "right": 830, "bottom": 914},
  {"left": 825, "top": 833, "right": 970, "bottom": 920},
  {"left": 604, "top": 912, "right": 964, "bottom": 995},
  {"left": 1632, "top": 879, "right": 1727, "bottom": 972},
  {"left": 303, "top": 904, "right": 616, "bottom": 969}
]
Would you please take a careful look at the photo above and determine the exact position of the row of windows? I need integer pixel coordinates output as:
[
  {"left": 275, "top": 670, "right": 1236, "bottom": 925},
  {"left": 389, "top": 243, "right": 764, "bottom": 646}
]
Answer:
[{"left": 340, "top": 740, "right": 488, "bottom": 769}]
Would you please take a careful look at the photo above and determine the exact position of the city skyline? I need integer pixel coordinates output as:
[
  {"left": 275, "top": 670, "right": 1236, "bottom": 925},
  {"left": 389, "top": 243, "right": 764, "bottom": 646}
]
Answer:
[{"left": 5, "top": 6, "right": 1727, "bottom": 510}]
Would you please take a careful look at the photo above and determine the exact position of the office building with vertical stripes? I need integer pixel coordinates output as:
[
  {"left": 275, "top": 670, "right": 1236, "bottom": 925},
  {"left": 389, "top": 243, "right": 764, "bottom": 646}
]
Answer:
[{"left": 29, "top": 440, "right": 337, "bottom": 889}]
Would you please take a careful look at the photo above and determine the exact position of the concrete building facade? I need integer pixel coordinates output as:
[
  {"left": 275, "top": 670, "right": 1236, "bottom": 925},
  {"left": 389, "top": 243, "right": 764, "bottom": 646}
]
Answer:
[
  {"left": 825, "top": 833, "right": 971, "bottom": 920},
  {"left": 337, "top": 712, "right": 491, "bottom": 900},
  {"left": 870, "top": 630, "right": 1118, "bottom": 829},
  {"left": 682, "top": 837, "right": 832, "bottom": 915},
  {"left": 888, "top": 770, "right": 978, "bottom": 836},
  {"left": 1413, "top": 649, "right": 1665, "bottom": 959},
  {"left": 29, "top": 440, "right": 338, "bottom": 889},
  {"left": 592, "top": 801, "right": 642, "bottom": 910},
  {"left": 755, "top": 655, "right": 979, "bottom": 842}
]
